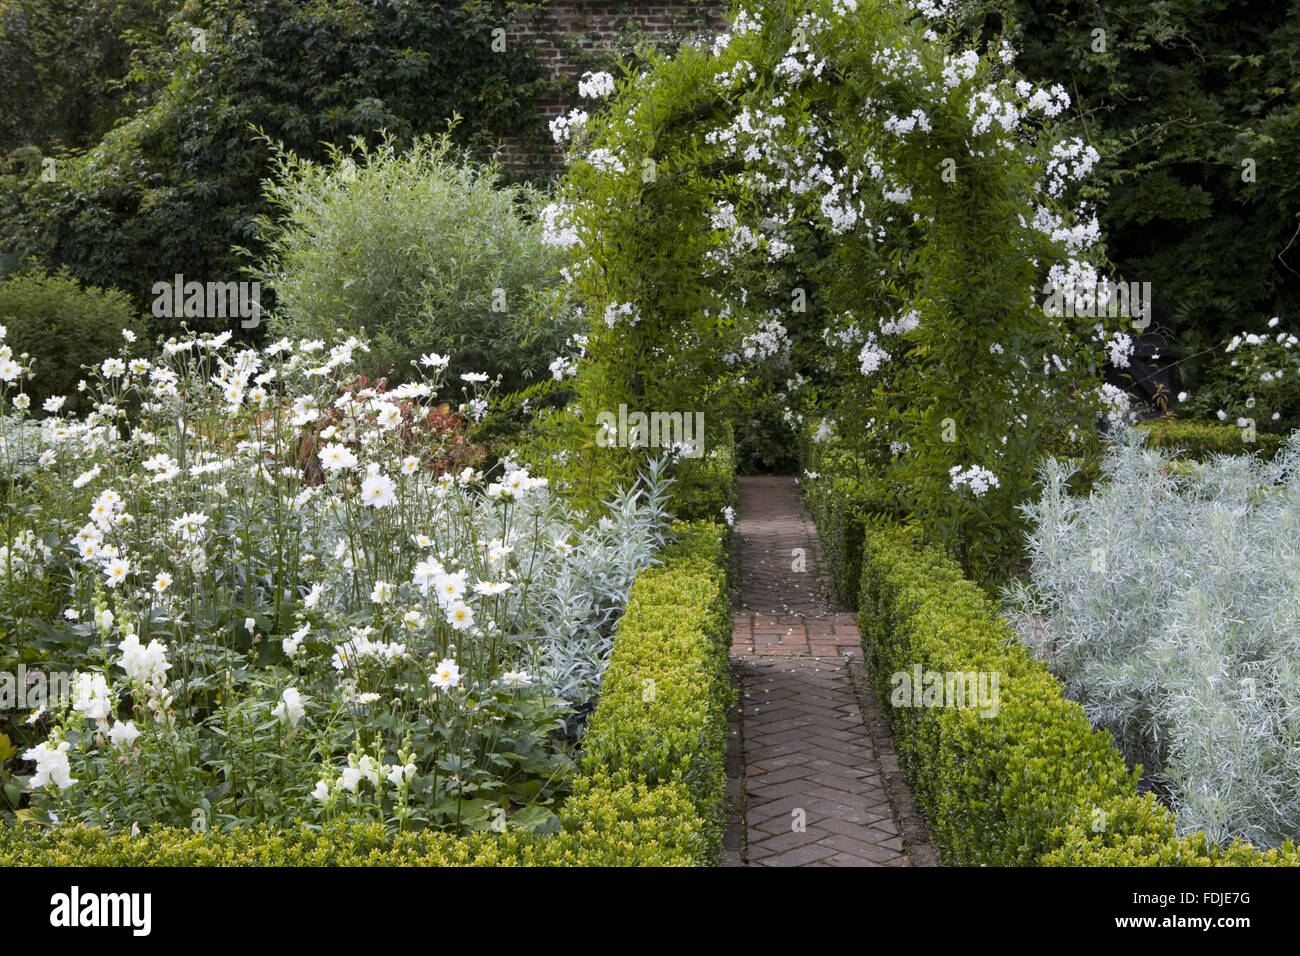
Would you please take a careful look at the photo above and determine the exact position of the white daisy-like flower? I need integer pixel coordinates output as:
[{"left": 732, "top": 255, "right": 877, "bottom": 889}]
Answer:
[
  {"left": 446, "top": 602, "right": 475, "bottom": 631},
  {"left": 429, "top": 658, "right": 462, "bottom": 690},
  {"left": 102, "top": 558, "right": 131, "bottom": 587},
  {"left": 373, "top": 402, "right": 402, "bottom": 429},
  {"left": 360, "top": 473, "right": 396, "bottom": 508},
  {"left": 319, "top": 443, "right": 357, "bottom": 471}
]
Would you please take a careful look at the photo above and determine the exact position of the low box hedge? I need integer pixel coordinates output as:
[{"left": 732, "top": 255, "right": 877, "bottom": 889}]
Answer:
[
  {"left": 1137, "top": 418, "right": 1289, "bottom": 459},
  {"left": 858, "top": 524, "right": 1300, "bottom": 866},
  {"left": 801, "top": 440, "right": 902, "bottom": 609},
  {"left": 0, "top": 520, "right": 733, "bottom": 867}
]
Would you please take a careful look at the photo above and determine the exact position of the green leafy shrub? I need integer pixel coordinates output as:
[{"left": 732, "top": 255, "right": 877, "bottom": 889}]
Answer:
[
  {"left": 1, "top": 0, "right": 548, "bottom": 321},
  {"left": 254, "top": 135, "right": 577, "bottom": 390},
  {"left": 1137, "top": 418, "right": 1287, "bottom": 460},
  {"left": 0, "top": 775, "right": 709, "bottom": 866},
  {"left": 858, "top": 520, "right": 1295, "bottom": 866},
  {"left": 1177, "top": 321, "right": 1300, "bottom": 432},
  {"left": 953, "top": 0, "right": 1300, "bottom": 364},
  {"left": 0, "top": 268, "right": 145, "bottom": 415},
  {"left": 1006, "top": 428, "right": 1300, "bottom": 849},
  {"left": 666, "top": 421, "right": 739, "bottom": 525}
]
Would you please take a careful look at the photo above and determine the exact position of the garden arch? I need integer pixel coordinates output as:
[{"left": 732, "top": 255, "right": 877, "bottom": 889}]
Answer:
[{"left": 547, "top": 0, "right": 1128, "bottom": 578}]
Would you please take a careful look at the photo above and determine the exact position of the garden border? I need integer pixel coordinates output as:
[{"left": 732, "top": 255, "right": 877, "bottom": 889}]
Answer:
[
  {"left": 0, "top": 519, "right": 735, "bottom": 866},
  {"left": 799, "top": 494, "right": 1300, "bottom": 866}
]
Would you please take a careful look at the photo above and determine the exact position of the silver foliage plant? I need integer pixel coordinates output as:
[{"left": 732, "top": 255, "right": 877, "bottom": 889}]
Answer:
[
  {"left": 1005, "top": 426, "right": 1300, "bottom": 848},
  {"left": 531, "top": 458, "right": 673, "bottom": 710}
]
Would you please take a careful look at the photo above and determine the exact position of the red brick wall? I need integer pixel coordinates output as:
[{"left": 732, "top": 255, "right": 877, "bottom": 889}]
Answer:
[{"left": 494, "top": 1, "right": 731, "bottom": 175}]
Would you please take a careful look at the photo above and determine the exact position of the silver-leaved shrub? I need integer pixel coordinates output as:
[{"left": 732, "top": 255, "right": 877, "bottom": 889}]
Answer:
[{"left": 1006, "top": 427, "right": 1300, "bottom": 848}]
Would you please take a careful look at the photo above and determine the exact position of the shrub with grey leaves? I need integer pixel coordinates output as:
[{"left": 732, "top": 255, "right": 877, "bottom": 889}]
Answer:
[{"left": 1005, "top": 427, "right": 1300, "bottom": 848}]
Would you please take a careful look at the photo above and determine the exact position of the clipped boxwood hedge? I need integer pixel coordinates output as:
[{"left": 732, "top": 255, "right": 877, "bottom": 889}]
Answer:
[
  {"left": 0, "top": 520, "right": 733, "bottom": 867},
  {"left": 581, "top": 519, "right": 734, "bottom": 859},
  {"left": 801, "top": 439, "right": 902, "bottom": 608},
  {"left": 0, "top": 774, "right": 707, "bottom": 866},
  {"left": 1138, "top": 418, "right": 1288, "bottom": 459},
  {"left": 858, "top": 523, "right": 1300, "bottom": 867}
]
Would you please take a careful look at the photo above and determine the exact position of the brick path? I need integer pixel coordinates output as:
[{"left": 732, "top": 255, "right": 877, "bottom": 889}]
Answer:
[{"left": 725, "top": 476, "right": 936, "bottom": 867}]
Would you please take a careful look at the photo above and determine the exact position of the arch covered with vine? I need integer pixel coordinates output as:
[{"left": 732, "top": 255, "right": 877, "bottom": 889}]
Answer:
[{"left": 541, "top": 0, "right": 1130, "bottom": 579}]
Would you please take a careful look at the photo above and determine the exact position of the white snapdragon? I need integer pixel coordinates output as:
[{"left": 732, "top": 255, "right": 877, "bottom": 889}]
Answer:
[
  {"left": 271, "top": 687, "right": 307, "bottom": 727},
  {"left": 108, "top": 720, "right": 141, "bottom": 751},
  {"left": 23, "top": 740, "right": 77, "bottom": 791},
  {"left": 72, "top": 672, "right": 113, "bottom": 723},
  {"left": 118, "top": 633, "right": 172, "bottom": 688}
]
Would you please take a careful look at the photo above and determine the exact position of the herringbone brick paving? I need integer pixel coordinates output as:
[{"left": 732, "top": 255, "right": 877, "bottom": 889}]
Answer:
[{"left": 725, "top": 475, "right": 936, "bottom": 867}]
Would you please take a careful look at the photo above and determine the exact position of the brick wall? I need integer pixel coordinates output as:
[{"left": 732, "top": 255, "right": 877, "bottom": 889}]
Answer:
[{"left": 495, "top": 1, "right": 731, "bottom": 176}]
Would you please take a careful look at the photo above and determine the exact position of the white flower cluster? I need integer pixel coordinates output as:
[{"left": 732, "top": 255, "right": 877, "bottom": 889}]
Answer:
[
  {"left": 949, "top": 465, "right": 1001, "bottom": 497},
  {"left": 331, "top": 625, "right": 407, "bottom": 672},
  {"left": 913, "top": 0, "right": 955, "bottom": 18},
  {"left": 941, "top": 50, "right": 981, "bottom": 89},
  {"left": 118, "top": 632, "right": 172, "bottom": 688},
  {"left": 585, "top": 147, "right": 625, "bottom": 173},
  {"left": 550, "top": 332, "right": 588, "bottom": 381},
  {"left": 1017, "top": 80, "right": 1071, "bottom": 118},
  {"left": 883, "top": 109, "right": 932, "bottom": 137},
  {"left": 1098, "top": 382, "right": 1134, "bottom": 427},
  {"left": 1105, "top": 330, "right": 1135, "bottom": 369},
  {"left": 604, "top": 301, "right": 638, "bottom": 328},
  {"left": 1043, "top": 137, "right": 1101, "bottom": 198},
  {"left": 880, "top": 309, "right": 921, "bottom": 336},
  {"left": 540, "top": 202, "right": 580, "bottom": 249},
  {"left": 23, "top": 739, "right": 76, "bottom": 791},
  {"left": 578, "top": 70, "right": 615, "bottom": 99},
  {"left": 968, "top": 89, "right": 1020, "bottom": 136},
  {"left": 738, "top": 317, "right": 791, "bottom": 362},
  {"left": 0, "top": 529, "right": 51, "bottom": 581},
  {"left": 549, "top": 107, "right": 588, "bottom": 144},
  {"left": 858, "top": 334, "right": 892, "bottom": 375}
]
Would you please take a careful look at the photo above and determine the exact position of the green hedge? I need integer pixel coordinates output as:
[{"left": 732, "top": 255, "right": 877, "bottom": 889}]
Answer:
[
  {"left": 858, "top": 524, "right": 1300, "bottom": 867},
  {"left": 0, "top": 774, "right": 707, "bottom": 866},
  {"left": 801, "top": 439, "right": 902, "bottom": 608},
  {"left": 580, "top": 519, "right": 734, "bottom": 860},
  {"left": 670, "top": 421, "right": 739, "bottom": 525},
  {"left": 0, "top": 520, "right": 734, "bottom": 867},
  {"left": 1137, "top": 419, "right": 1289, "bottom": 460}
]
